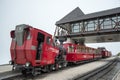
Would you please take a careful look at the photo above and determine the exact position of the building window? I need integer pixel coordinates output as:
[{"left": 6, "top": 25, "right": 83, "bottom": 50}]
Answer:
[
  {"left": 112, "top": 17, "right": 117, "bottom": 28},
  {"left": 99, "top": 19, "right": 104, "bottom": 30},
  {"left": 118, "top": 15, "right": 120, "bottom": 28},
  {"left": 79, "top": 22, "right": 83, "bottom": 32},
  {"left": 103, "top": 18, "right": 112, "bottom": 29},
  {"left": 72, "top": 23, "right": 80, "bottom": 33},
  {"left": 84, "top": 21, "right": 95, "bottom": 31},
  {"left": 118, "top": 15, "right": 120, "bottom": 20},
  {"left": 84, "top": 21, "right": 88, "bottom": 31},
  {"left": 87, "top": 21, "right": 95, "bottom": 31}
]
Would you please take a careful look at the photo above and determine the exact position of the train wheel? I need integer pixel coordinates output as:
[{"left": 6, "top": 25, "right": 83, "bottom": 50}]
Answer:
[
  {"left": 58, "top": 64, "right": 62, "bottom": 69},
  {"left": 63, "top": 61, "right": 68, "bottom": 67},
  {"left": 21, "top": 69, "right": 27, "bottom": 76},
  {"left": 32, "top": 68, "right": 41, "bottom": 76},
  {"left": 46, "top": 66, "right": 50, "bottom": 72},
  {"left": 49, "top": 65, "right": 55, "bottom": 71},
  {"left": 55, "top": 63, "right": 59, "bottom": 70},
  {"left": 41, "top": 66, "right": 50, "bottom": 73},
  {"left": 32, "top": 70, "right": 37, "bottom": 76},
  {"left": 12, "top": 65, "right": 15, "bottom": 71}
]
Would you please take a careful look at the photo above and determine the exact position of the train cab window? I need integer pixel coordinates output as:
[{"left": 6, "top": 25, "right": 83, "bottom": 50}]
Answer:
[
  {"left": 26, "top": 31, "right": 31, "bottom": 40},
  {"left": 46, "top": 37, "right": 51, "bottom": 45},
  {"left": 10, "top": 31, "right": 16, "bottom": 41},
  {"left": 37, "top": 32, "right": 44, "bottom": 42},
  {"left": 15, "top": 26, "right": 26, "bottom": 46},
  {"left": 11, "top": 31, "right": 15, "bottom": 38},
  {"left": 24, "top": 29, "right": 31, "bottom": 40}
]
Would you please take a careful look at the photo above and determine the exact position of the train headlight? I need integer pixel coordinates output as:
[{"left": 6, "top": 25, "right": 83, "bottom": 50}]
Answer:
[
  {"left": 9, "top": 60, "right": 14, "bottom": 65},
  {"left": 25, "top": 62, "right": 30, "bottom": 67}
]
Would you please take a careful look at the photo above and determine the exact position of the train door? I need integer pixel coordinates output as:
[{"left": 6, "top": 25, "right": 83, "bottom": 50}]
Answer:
[{"left": 36, "top": 32, "right": 45, "bottom": 60}]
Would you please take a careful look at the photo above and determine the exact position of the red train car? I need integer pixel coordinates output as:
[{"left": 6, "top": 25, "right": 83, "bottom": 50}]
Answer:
[
  {"left": 63, "top": 43, "right": 98, "bottom": 63},
  {"left": 10, "top": 24, "right": 67, "bottom": 75},
  {"left": 93, "top": 49, "right": 102, "bottom": 60},
  {"left": 98, "top": 47, "right": 112, "bottom": 58}
]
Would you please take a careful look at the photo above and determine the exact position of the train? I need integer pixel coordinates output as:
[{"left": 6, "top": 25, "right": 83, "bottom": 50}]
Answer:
[{"left": 9, "top": 24, "right": 112, "bottom": 76}]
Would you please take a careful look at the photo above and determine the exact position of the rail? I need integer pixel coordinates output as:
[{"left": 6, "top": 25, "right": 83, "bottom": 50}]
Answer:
[{"left": 74, "top": 57, "right": 117, "bottom": 80}]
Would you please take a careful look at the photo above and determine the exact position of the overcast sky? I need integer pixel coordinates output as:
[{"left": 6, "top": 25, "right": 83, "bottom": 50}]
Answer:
[{"left": 0, "top": 0, "right": 120, "bottom": 64}]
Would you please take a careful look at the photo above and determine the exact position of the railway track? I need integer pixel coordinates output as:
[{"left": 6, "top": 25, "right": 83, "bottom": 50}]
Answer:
[
  {"left": 1, "top": 65, "right": 71, "bottom": 80},
  {"left": 75, "top": 57, "right": 120, "bottom": 80},
  {"left": 1, "top": 59, "right": 96, "bottom": 80},
  {"left": 0, "top": 71, "right": 21, "bottom": 80},
  {"left": 2, "top": 57, "right": 118, "bottom": 80}
]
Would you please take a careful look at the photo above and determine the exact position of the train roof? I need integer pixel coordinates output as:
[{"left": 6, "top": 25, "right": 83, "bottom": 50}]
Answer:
[
  {"left": 63, "top": 43, "right": 96, "bottom": 49},
  {"left": 16, "top": 24, "right": 52, "bottom": 37}
]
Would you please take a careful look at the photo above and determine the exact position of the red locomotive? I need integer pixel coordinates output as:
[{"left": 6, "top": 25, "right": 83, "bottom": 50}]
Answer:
[
  {"left": 10, "top": 24, "right": 67, "bottom": 75},
  {"left": 9, "top": 24, "right": 111, "bottom": 75}
]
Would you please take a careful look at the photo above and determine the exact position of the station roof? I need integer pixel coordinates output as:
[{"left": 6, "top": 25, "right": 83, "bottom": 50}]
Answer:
[{"left": 56, "top": 7, "right": 120, "bottom": 25}]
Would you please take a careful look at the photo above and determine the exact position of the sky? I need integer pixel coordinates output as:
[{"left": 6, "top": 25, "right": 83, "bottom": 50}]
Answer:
[{"left": 0, "top": 0, "right": 120, "bottom": 65}]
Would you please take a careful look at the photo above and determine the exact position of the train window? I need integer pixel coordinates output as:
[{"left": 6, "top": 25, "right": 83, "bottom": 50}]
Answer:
[
  {"left": 15, "top": 26, "right": 25, "bottom": 46},
  {"left": 81, "top": 47, "right": 85, "bottom": 53},
  {"left": 68, "top": 45, "right": 74, "bottom": 53},
  {"left": 46, "top": 37, "right": 51, "bottom": 45},
  {"left": 75, "top": 46, "right": 79, "bottom": 53},
  {"left": 79, "top": 47, "right": 82, "bottom": 53},
  {"left": 10, "top": 30, "right": 15, "bottom": 39},
  {"left": 27, "top": 31, "right": 31, "bottom": 40},
  {"left": 77, "top": 46, "right": 81, "bottom": 53},
  {"left": 81, "top": 47, "right": 83, "bottom": 53},
  {"left": 87, "top": 48, "right": 89, "bottom": 53},
  {"left": 68, "top": 46, "right": 72, "bottom": 53},
  {"left": 24, "top": 29, "right": 31, "bottom": 40},
  {"left": 72, "top": 45, "right": 75, "bottom": 52},
  {"left": 37, "top": 32, "right": 44, "bottom": 42},
  {"left": 89, "top": 49, "right": 91, "bottom": 53},
  {"left": 85, "top": 48, "right": 88, "bottom": 53}
]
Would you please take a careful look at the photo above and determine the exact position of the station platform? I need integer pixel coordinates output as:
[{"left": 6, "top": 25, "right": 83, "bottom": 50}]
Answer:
[
  {"left": 0, "top": 64, "right": 12, "bottom": 73},
  {"left": 0, "top": 65, "right": 21, "bottom": 80},
  {"left": 37, "top": 57, "right": 116, "bottom": 80}
]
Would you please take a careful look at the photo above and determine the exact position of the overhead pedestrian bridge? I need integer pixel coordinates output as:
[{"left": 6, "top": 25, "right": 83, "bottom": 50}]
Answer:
[{"left": 55, "top": 7, "right": 120, "bottom": 43}]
